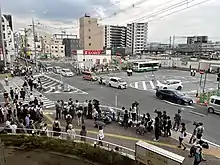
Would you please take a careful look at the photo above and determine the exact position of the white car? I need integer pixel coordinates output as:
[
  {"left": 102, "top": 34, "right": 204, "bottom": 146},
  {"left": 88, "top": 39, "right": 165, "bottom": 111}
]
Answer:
[
  {"left": 61, "top": 69, "right": 74, "bottom": 77},
  {"left": 108, "top": 77, "right": 127, "bottom": 89},
  {"left": 156, "top": 79, "right": 183, "bottom": 90}
]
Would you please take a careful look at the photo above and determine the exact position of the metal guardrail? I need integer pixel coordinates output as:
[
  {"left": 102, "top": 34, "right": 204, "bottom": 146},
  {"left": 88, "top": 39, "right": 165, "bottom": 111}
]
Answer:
[{"left": 0, "top": 127, "right": 135, "bottom": 159}]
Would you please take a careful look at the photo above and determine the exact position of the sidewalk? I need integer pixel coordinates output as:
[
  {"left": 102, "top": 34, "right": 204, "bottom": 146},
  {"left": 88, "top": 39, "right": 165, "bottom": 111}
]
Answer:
[{"left": 44, "top": 113, "right": 220, "bottom": 165}]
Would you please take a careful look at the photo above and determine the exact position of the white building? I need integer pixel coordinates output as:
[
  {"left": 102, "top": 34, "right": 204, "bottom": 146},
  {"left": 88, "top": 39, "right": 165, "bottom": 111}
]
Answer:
[
  {"left": 73, "top": 49, "right": 112, "bottom": 69},
  {"left": 104, "top": 25, "right": 126, "bottom": 49},
  {"left": 1, "top": 14, "right": 15, "bottom": 64},
  {"left": 126, "top": 22, "right": 148, "bottom": 55}
]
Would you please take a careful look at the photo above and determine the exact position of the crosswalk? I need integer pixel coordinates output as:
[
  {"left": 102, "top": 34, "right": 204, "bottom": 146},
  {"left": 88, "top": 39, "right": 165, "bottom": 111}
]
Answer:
[
  {"left": 130, "top": 80, "right": 217, "bottom": 97},
  {"left": 35, "top": 74, "right": 88, "bottom": 94},
  {"left": 0, "top": 77, "right": 55, "bottom": 109}
]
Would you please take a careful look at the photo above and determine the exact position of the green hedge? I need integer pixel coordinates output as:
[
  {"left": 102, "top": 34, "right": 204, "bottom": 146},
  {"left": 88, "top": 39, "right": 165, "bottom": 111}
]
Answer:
[{"left": 0, "top": 135, "right": 135, "bottom": 165}]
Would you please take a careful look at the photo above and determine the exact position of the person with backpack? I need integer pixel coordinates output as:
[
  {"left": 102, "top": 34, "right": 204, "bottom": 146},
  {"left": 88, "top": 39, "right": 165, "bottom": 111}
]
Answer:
[
  {"left": 196, "top": 123, "right": 204, "bottom": 140},
  {"left": 173, "top": 109, "right": 182, "bottom": 131}
]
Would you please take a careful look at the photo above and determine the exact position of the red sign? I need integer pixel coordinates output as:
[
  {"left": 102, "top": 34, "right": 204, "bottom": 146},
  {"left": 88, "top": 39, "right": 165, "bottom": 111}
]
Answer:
[
  {"left": 71, "top": 50, "right": 77, "bottom": 55},
  {"left": 83, "top": 50, "right": 103, "bottom": 55}
]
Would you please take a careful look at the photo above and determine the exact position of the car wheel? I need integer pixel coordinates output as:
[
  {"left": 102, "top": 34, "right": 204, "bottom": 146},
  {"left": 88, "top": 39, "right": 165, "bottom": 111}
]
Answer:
[
  {"left": 103, "top": 83, "right": 106, "bottom": 85},
  {"left": 109, "top": 83, "right": 111, "bottom": 87},
  {"left": 177, "top": 100, "right": 182, "bottom": 105},
  {"left": 177, "top": 86, "right": 182, "bottom": 90},
  {"left": 163, "top": 87, "right": 167, "bottom": 89},
  {"left": 208, "top": 107, "right": 214, "bottom": 113},
  {"left": 158, "top": 95, "right": 163, "bottom": 99},
  {"left": 118, "top": 86, "right": 122, "bottom": 89}
]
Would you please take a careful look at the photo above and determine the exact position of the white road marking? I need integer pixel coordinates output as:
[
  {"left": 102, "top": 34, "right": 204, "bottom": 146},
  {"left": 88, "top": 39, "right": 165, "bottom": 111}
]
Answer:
[
  {"left": 163, "top": 100, "right": 196, "bottom": 109},
  {"left": 189, "top": 110, "right": 206, "bottom": 117},
  {"left": 149, "top": 81, "right": 155, "bottom": 89},
  {"left": 134, "top": 82, "right": 138, "bottom": 88},
  {"left": 142, "top": 81, "right": 147, "bottom": 90}
]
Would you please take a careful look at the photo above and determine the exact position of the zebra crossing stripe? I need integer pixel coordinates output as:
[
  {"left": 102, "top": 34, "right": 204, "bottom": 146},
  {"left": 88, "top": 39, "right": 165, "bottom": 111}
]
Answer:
[
  {"left": 134, "top": 82, "right": 138, "bottom": 88},
  {"left": 149, "top": 81, "right": 155, "bottom": 89},
  {"left": 142, "top": 81, "right": 147, "bottom": 90}
]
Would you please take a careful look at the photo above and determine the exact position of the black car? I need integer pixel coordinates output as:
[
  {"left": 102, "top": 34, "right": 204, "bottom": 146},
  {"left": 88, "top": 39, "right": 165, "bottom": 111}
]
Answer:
[{"left": 156, "top": 89, "right": 193, "bottom": 105}]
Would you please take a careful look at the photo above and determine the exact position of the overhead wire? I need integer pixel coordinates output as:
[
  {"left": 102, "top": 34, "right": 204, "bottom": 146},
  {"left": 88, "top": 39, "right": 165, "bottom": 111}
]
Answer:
[{"left": 37, "top": 0, "right": 151, "bottom": 30}]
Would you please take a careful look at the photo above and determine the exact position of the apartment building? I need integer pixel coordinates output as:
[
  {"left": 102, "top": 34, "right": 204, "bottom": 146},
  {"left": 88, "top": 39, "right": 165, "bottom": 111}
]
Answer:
[
  {"left": 1, "top": 14, "right": 15, "bottom": 64},
  {"left": 79, "top": 15, "right": 104, "bottom": 50},
  {"left": 126, "top": 22, "right": 148, "bottom": 55},
  {"left": 104, "top": 25, "right": 126, "bottom": 49}
]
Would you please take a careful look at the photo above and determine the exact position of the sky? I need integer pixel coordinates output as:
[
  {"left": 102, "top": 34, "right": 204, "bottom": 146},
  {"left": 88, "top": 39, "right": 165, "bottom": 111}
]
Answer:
[{"left": 1, "top": 0, "right": 220, "bottom": 43}]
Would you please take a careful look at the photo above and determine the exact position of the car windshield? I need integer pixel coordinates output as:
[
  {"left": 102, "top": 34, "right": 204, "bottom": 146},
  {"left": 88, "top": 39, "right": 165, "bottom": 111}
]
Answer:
[
  {"left": 174, "top": 91, "right": 185, "bottom": 96},
  {"left": 63, "top": 69, "right": 71, "bottom": 72},
  {"left": 118, "top": 79, "right": 124, "bottom": 82}
]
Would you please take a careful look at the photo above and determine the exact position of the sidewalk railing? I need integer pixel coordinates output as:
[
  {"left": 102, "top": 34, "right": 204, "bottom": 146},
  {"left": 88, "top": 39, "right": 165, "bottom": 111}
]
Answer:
[{"left": 0, "top": 127, "right": 135, "bottom": 159}]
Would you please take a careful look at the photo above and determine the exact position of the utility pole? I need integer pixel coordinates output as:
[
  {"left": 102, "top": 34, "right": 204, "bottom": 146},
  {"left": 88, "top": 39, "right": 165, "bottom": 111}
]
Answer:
[{"left": 32, "top": 18, "right": 38, "bottom": 70}]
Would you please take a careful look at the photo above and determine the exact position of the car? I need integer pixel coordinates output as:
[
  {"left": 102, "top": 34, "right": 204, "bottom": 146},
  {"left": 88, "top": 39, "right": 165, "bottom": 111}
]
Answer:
[
  {"left": 61, "top": 69, "right": 74, "bottom": 77},
  {"left": 53, "top": 66, "right": 62, "bottom": 74},
  {"left": 82, "top": 71, "right": 98, "bottom": 81},
  {"left": 108, "top": 77, "right": 127, "bottom": 89},
  {"left": 156, "top": 89, "right": 193, "bottom": 105},
  {"left": 156, "top": 79, "right": 183, "bottom": 90},
  {"left": 207, "top": 95, "right": 220, "bottom": 113}
]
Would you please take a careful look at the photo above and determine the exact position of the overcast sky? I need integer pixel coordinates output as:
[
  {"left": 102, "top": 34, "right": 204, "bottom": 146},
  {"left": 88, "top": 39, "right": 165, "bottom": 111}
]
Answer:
[{"left": 1, "top": 0, "right": 220, "bottom": 43}]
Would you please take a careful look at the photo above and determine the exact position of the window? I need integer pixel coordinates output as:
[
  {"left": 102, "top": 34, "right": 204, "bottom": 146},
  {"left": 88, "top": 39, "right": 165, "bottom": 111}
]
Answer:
[
  {"left": 210, "top": 99, "right": 214, "bottom": 103},
  {"left": 214, "top": 99, "right": 220, "bottom": 105},
  {"left": 52, "top": 46, "right": 54, "bottom": 49},
  {"left": 61, "top": 50, "right": 63, "bottom": 53},
  {"left": 88, "top": 36, "right": 91, "bottom": 39},
  {"left": 37, "top": 45, "right": 40, "bottom": 48},
  {"left": 89, "top": 43, "right": 91, "bottom": 46},
  {"left": 55, "top": 50, "right": 58, "bottom": 53},
  {"left": 60, "top": 46, "right": 63, "bottom": 49},
  {"left": 55, "top": 46, "right": 58, "bottom": 49},
  {"left": 88, "top": 29, "right": 91, "bottom": 32}
]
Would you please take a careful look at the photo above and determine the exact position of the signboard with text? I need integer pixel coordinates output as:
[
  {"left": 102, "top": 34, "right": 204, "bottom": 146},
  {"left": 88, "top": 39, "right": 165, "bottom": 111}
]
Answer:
[
  {"left": 83, "top": 50, "right": 104, "bottom": 55},
  {"left": 135, "top": 141, "right": 184, "bottom": 165}
]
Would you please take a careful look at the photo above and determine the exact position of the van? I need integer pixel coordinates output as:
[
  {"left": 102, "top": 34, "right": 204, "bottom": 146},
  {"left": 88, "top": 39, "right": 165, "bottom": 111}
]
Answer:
[
  {"left": 82, "top": 71, "right": 98, "bottom": 81},
  {"left": 208, "top": 95, "right": 220, "bottom": 113},
  {"left": 53, "top": 66, "right": 61, "bottom": 74}
]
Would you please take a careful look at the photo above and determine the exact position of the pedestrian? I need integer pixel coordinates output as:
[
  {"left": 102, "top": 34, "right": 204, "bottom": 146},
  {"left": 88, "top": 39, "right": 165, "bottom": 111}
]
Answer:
[
  {"left": 10, "top": 87, "right": 14, "bottom": 100},
  {"left": 67, "top": 124, "right": 76, "bottom": 140},
  {"left": 20, "top": 88, "right": 26, "bottom": 101},
  {"left": 189, "top": 122, "right": 199, "bottom": 144},
  {"left": 131, "top": 104, "right": 137, "bottom": 122},
  {"left": 193, "top": 141, "right": 204, "bottom": 165},
  {"left": 87, "top": 100, "right": 93, "bottom": 119},
  {"left": 173, "top": 109, "right": 182, "bottom": 131},
  {"left": 196, "top": 123, "right": 204, "bottom": 140},
  {"left": 123, "top": 109, "right": 129, "bottom": 129},
  {"left": 167, "top": 116, "right": 172, "bottom": 136},
  {"left": 3, "top": 90, "right": 9, "bottom": 103},
  {"left": 178, "top": 123, "right": 187, "bottom": 150},
  {"left": 97, "top": 126, "right": 104, "bottom": 146},
  {"left": 14, "top": 88, "right": 19, "bottom": 100},
  {"left": 80, "top": 125, "right": 87, "bottom": 141},
  {"left": 55, "top": 100, "right": 62, "bottom": 119},
  {"left": 0, "top": 105, "right": 4, "bottom": 123},
  {"left": 77, "top": 108, "right": 82, "bottom": 126},
  {"left": 153, "top": 116, "right": 160, "bottom": 142},
  {"left": 83, "top": 100, "right": 88, "bottom": 117}
]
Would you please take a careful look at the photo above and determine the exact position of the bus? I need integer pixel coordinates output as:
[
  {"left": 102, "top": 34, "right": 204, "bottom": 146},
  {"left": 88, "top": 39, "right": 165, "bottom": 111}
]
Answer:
[{"left": 132, "top": 61, "right": 160, "bottom": 72}]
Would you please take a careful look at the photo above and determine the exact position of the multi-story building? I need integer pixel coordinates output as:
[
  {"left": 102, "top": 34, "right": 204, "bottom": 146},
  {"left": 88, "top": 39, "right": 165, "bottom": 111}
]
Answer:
[
  {"left": 126, "top": 22, "right": 148, "bottom": 55},
  {"left": 79, "top": 15, "right": 104, "bottom": 50},
  {"left": 1, "top": 14, "right": 15, "bottom": 64},
  {"left": 62, "top": 38, "right": 81, "bottom": 57},
  {"left": 187, "top": 36, "right": 208, "bottom": 44},
  {"left": 104, "top": 25, "right": 126, "bottom": 53}
]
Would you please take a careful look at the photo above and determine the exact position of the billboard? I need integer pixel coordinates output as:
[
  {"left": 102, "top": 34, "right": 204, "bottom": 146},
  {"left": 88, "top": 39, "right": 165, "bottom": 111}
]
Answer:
[{"left": 83, "top": 50, "right": 105, "bottom": 55}]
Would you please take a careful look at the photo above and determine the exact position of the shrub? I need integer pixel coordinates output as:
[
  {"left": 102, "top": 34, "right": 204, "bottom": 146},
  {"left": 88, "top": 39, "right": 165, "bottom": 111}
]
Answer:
[{"left": 0, "top": 135, "right": 135, "bottom": 165}]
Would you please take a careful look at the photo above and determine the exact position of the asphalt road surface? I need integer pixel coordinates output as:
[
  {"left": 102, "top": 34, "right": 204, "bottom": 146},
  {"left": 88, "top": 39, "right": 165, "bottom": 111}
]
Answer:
[{"left": 41, "top": 70, "right": 220, "bottom": 146}]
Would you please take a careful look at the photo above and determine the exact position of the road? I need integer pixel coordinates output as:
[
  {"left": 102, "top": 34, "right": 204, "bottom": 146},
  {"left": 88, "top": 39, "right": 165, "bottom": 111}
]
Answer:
[
  {"left": 1, "top": 69, "right": 220, "bottom": 146},
  {"left": 40, "top": 69, "right": 220, "bottom": 146}
]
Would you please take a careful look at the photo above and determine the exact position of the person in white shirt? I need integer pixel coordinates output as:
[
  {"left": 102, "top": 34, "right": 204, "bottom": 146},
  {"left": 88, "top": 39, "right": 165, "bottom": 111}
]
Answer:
[
  {"left": 11, "top": 121, "right": 17, "bottom": 133},
  {"left": 29, "top": 93, "right": 34, "bottom": 104},
  {"left": 67, "top": 124, "right": 76, "bottom": 140},
  {"left": 97, "top": 126, "right": 104, "bottom": 146},
  {"left": 178, "top": 123, "right": 187, "bottom": 150}
]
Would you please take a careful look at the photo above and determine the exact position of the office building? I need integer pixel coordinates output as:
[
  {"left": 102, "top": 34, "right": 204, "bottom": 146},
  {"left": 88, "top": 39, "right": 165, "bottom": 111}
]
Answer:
[
  {"left": 187, "top": 36, "right": 208, "bottom": 44},
  {"left": 104, "top": 25, "right": 126, "bottom": 50},
  {"left": 62, "top": 38, "right": 81, "bottom": 57},
  {"left": 126, "top": 22, "right": 148, "bottom": 55},
  {"left": 1, "top": 14, "right": 15, "bottom": 64},
  {"left": 79, "top": 15, "right": 104, "bottom": 50}
]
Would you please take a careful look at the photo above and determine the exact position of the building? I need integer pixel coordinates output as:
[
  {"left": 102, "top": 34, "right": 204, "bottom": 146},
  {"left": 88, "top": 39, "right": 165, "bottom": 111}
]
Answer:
[
  {"left": 187, "top": 36, "right": 208, "bottom": 44},
  {"left": 126, "top": 22, "right": 148, "bottom": 55},
  {"left": 104, "top": 25, "right": 126, "bottom": 53},
  {"left": 79, "top": 15, "right": 104, "bottom": 50},
  {"left": 62, "top": 38, "right": 81, "bottom": 57},
  {"left": 1, "top": 14, "right": 15, "bottom": 64}
]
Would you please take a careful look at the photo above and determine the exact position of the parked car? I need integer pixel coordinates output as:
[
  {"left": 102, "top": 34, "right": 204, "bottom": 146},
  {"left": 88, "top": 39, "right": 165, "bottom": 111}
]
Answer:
[
  {"left": 208, "top": 95, "right": 220, "bottom": 113},
  {"left": 61, "top": 69, "right": 74, "bottom": 77},
  {"left": 108, "top": 77, "right": 127, "bottom": 89},
  {"left": 53, "top": 66, "right": 62, "bottom": 74},
  {"left": 156, "top": 79, "right": 183, "bottom": 90},
  {"left": 156, "top": 89, "right": 193, "bottom": 105}
]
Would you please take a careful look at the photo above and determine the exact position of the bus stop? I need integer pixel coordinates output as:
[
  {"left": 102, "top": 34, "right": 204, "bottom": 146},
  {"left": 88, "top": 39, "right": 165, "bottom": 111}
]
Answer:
[{"left": 135, "top": 140, "right": 185, "bottom": 165}]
